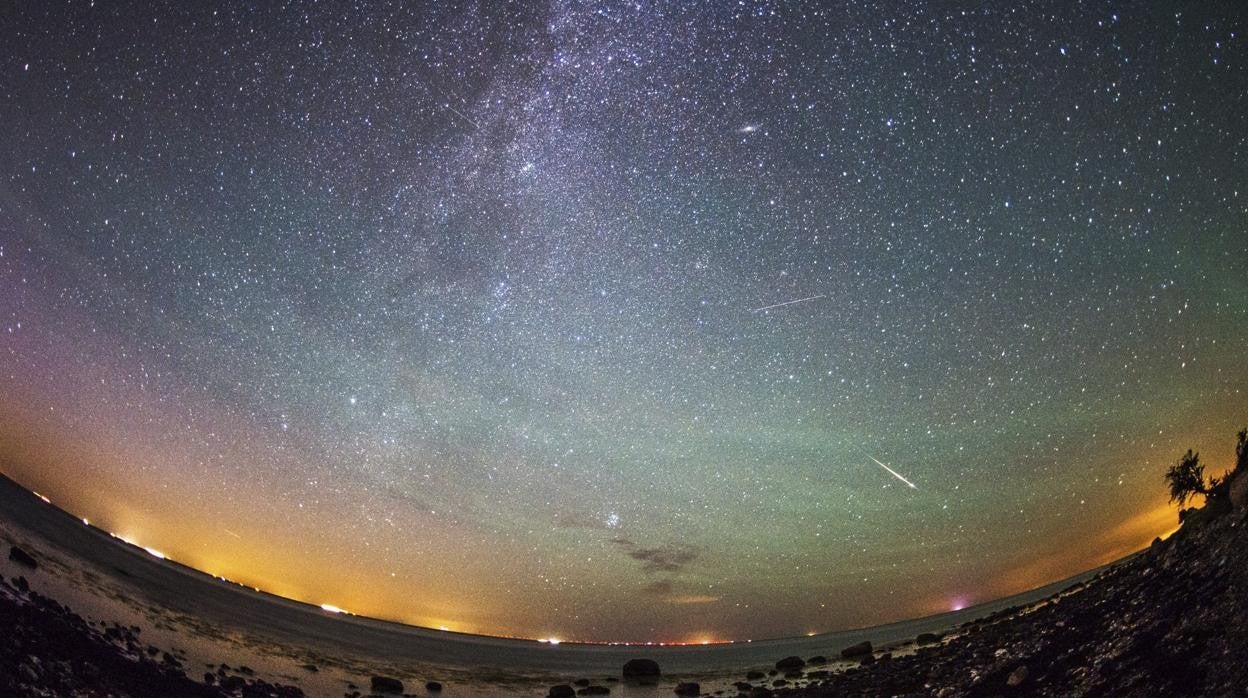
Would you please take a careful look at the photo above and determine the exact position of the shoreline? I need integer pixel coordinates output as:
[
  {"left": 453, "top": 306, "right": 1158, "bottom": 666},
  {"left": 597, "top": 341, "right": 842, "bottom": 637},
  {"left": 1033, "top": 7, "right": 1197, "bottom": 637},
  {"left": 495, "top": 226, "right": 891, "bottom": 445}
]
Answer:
[
  {"left": 0, "top": 468, "right": 1148, "bottom": 698},
  {"left": 4, "top": 464, "right": 1244, "bottom": 696},
  {"left": 0, "top": 471, "right": 1111, "bottom": 666}
]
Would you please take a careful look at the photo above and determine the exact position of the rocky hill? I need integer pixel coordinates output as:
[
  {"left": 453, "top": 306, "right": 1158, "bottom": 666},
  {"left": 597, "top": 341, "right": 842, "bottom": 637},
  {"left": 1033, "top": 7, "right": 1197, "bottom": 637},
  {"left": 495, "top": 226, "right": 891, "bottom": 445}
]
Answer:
[{"left": 751, "top": 499, "right": 1248, "bottom": 697}]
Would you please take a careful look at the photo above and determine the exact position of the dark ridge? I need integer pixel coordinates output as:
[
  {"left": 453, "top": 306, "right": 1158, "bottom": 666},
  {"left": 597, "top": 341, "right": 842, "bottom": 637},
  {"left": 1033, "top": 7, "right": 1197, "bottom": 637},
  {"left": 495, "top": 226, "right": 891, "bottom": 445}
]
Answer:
[{"left": 746, "top": 498, "right": 1248, "bottom": 696}]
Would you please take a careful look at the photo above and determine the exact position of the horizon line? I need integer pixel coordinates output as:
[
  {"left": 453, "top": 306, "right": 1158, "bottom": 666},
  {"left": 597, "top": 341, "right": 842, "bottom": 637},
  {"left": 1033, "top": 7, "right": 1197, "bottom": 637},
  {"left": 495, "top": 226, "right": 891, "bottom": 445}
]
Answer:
[{"left": 0, "top": 467, "right": 1157, "bottom": 647}]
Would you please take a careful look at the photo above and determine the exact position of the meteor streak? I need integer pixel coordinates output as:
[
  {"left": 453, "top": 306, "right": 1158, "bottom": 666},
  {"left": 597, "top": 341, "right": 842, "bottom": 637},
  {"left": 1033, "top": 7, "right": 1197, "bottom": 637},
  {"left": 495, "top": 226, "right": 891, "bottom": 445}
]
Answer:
[
  {"left": 868, "top": 456, "right": 918, "bottom": 489},
  {"left": 751, "top": 294, "right": 826, "bottom": 313}
]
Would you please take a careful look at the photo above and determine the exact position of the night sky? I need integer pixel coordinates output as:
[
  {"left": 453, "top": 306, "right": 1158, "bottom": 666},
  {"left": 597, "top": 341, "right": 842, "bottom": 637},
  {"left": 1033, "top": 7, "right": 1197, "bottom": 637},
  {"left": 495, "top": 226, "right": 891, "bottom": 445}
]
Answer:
[{"left": 2, "top": 1, "right": 1246, "bottom": 643}]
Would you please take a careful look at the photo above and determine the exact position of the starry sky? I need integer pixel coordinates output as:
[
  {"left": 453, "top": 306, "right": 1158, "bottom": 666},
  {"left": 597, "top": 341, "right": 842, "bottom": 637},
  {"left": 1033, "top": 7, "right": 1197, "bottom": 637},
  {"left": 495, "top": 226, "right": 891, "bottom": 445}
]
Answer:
[{"left": 1, "top": 1, "right": 1246, "bottom": 643}]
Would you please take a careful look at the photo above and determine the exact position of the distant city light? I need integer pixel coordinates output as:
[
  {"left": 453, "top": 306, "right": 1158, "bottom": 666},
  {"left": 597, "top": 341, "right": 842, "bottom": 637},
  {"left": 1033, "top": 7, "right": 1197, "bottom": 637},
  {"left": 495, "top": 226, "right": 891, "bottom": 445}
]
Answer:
[{"left": 320, "top": 604, "right": 345, "bottom": 614}]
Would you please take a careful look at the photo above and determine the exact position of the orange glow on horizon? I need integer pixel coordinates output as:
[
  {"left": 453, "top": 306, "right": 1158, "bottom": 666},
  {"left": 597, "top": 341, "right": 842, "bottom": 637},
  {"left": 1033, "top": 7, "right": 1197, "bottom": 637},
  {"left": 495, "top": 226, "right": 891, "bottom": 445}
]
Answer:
[
  {"left": 989, "top": 500, "right": 1181, "bottom": 602},
  {"left": 11, "top": 476, "right": 1195, "bottom": 646},
  {"left": 28, "top": 487, "right": 1194, "bottom": 646},
  {"left": 0, "top": 395, "right": 1229, "bottom": 646}
]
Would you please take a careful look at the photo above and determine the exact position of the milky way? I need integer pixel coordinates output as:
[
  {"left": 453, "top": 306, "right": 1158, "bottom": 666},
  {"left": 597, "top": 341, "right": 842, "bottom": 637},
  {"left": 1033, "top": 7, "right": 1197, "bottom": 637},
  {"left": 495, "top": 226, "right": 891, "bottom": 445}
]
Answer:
[{"left": 1, "top": 2, "right": 1246, "bottom": 642}]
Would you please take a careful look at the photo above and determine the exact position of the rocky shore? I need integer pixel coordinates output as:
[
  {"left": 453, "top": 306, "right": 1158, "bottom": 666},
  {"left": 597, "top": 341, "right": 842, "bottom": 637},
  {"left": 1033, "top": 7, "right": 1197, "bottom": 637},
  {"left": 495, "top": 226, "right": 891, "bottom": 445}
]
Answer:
[
  {"left": 0, "top": 570, "right": 304, "bottom": 697},
  {"left": 3, "top": 499, "right": 1245, "bottom": 697},
  {"left": 727, "top": 500, "right": 1248, "bottom": 697}
]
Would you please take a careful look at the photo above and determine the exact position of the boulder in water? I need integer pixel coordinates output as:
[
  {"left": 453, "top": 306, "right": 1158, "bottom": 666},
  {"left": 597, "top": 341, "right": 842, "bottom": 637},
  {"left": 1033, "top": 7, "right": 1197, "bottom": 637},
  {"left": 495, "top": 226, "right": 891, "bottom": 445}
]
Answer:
[
  {"left": 775, "top": 656, "right": 805, "bottom": 671},
  {"left": 622, "top": 658, "right": 661, "bottom": 683},
  {"left": 840, "top": 640, "right": 872, "bottom": 658},
  {"left": 370, "top": 676, "right": 404, "bottom": 694}
]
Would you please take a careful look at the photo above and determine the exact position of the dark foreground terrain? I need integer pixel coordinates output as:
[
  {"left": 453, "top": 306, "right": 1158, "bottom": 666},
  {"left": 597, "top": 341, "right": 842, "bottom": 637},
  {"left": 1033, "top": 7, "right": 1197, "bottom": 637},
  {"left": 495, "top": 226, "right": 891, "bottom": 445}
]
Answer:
[
  {"left": 3, "top": 497, "right": 1246, "bottom": 697},
  {"left": 1, "top": 570, "right": 300, "bottom": 698},
  {"left": 758, "top": 501, "right": 1248, "bottom": 697}
]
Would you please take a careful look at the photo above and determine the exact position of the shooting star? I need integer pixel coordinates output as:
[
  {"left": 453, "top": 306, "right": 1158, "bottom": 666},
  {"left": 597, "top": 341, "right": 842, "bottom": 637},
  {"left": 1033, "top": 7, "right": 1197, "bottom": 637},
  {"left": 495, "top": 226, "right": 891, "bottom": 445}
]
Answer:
[
  {"left": 441, "top": 100, "right": 480, "bottom": 130},
  {"left": 868, "top": 456, "right": 918, "bottom": 489},
  {"left": 410, "top": 68, "right": 481, "bottom": 130},
  {"left": 223, "top": 529, "right": 242, "bottom": 539},
  {"left": 751, "top": 294, "right": 826, "bottom": 313}
]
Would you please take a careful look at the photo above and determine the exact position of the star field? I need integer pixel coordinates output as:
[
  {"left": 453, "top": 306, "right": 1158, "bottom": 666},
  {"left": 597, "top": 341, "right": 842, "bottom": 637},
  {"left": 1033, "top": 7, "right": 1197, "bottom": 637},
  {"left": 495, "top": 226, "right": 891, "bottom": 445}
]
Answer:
[{"left": 1, "top": 1, "right": 1246, "bottom": 642}]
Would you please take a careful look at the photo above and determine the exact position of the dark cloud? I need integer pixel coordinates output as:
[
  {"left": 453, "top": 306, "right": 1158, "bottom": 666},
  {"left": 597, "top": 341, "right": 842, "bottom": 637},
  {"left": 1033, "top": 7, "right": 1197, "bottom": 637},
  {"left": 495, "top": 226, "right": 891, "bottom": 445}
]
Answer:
[{"left": 611, "top": 538, "right": 700, "bottom": 574}]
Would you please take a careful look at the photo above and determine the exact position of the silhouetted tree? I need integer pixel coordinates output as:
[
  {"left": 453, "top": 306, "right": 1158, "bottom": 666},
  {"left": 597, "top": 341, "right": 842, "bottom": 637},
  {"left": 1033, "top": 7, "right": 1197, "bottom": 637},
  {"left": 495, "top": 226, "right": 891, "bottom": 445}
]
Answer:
[
  {"left": 1237, "top": 428, "right": 1248, "bottom": 474},
  {"left": 1167, "top": 429, "right": 1248, "bottom": 515},
  {"left": 1165, "top": 449, "right": 1208, "bottom": 507}
]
